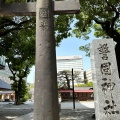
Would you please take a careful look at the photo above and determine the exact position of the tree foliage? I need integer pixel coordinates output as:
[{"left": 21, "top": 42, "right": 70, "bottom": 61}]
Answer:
[
  {"left": 55, "top": 1, "right": 120, "bottom": 78},
  {"left": 74, "top": 0, "right": 120, "bottom": 77},
  {"left": 72, "top": 0, "right": 120, "bottom": 55},
  {"left": 0, "top": 16, "right": 35, "bottom": 104},
  {"left": 54, "top": 0, "right": 120, "bottom": 55},
  {"left": 69, "top": 0, "right": 120, "bottom": 76},
  {"left": 57, "top": 70, "right": 80, "bottom": 90},
  {"left": 1, "top": 0, "right": 120, "bottom": 102},
  {"left": 54, "top": 15, "right": 74, "bottom": 46},
  {"left": 27, "top": 83, "right": 34, "bottom": 90},
  {"left": 74, "top": 0, "right": 120, "bottom": 39},
  {"left": 11, "top": 79, "right": 28, "bottom": 103},
  {"left": 76, "top": 82, "right": 93, "bottom": 87}
]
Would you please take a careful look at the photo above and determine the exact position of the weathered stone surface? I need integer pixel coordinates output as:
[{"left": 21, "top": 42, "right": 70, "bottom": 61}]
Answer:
[
  {"left": 53, "top": 0, "right": 80, "bottom": 14},
  {"left": 34, "top": 0, "right": 59, "bottom": 120},
  {"left": 0, "top": 0, "right": 80, "bottom": 16},
  {"left": 90, "top": 39, "right": 120, "bottom": 120},
  {"left": 34, "top": 0, "right": 79, "bottom": 119}
]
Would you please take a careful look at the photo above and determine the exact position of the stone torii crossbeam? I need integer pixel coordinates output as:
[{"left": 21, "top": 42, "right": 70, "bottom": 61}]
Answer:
[
  {"left": 0, "top": 0, "right": 80, "bottom": 120},
  {"left": 0, "top": 1, "right": 79, "bottom": 15}
]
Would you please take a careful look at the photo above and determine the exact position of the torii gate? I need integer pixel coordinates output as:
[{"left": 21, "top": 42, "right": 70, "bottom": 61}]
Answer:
[{"left": 0, "top": 0, "right": 80, "bottom": 120}]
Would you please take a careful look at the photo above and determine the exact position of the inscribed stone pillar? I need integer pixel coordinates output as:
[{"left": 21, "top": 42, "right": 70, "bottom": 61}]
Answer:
[
  {"left": 34, "top": 0, "right": 59, "bottom": 120},
  {"left": 90, "top": 39, "right": 120, "bottom": 120}
]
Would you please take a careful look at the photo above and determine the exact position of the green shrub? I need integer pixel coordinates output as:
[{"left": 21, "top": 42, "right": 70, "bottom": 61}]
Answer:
[
  {"left": 86, "top": 82, "right": 93, "bottom": 86},
  {"left": 75, "top": 82, "right": 93, "bottom": 87}
]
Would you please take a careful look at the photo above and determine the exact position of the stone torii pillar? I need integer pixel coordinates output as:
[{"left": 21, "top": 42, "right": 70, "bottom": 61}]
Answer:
[{"left": 0, "top": 0, "right": 80, "bottom": 120}]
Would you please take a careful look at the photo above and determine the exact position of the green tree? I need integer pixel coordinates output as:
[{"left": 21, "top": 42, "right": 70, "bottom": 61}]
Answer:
[
  {"left": 54, "top": 1, "right": 120, "bottom": 77},
  {"left": 19, "top": 80, "right": 29, "bottom": 103},
  {"left": 0, "top": 0, "right": 36, "bottom": 37},
  {"left": 0, "top": 16, "right": 35, "bottom": 105},
  {"left": 27, "top": 83, "right": 34, "bottom": 99},
  {"left": 77, "top": 82, "right": 93, "bottom": 87},
  {"left": 72, "top": 0, "right": 120, "bottom": 76},
  {"left": 27, "top": 83, "right": 34, "bottom": 90},
  {"left": 54, "top": 15, "right": 73, "bottom": 46},
  {"left": 11, "top": 79, "right": 28, "bottom": 104},
  {"left": 57, "top": 70, "right": 80, "bottom": 90},
  {"left": 0, "top": 0, "right": 72, "bottom": 46},
  {"left": 3, "top": 0, "right": 120, "bottom": 103},
  {"left": 0, "top": 0, "right": 72, "bottom": 104},
  {"left": 72, "top": 0, "right": 120, "bottom": 47},
  {"left": 0, "top": 0, "right": 73, "bottom": 46}
]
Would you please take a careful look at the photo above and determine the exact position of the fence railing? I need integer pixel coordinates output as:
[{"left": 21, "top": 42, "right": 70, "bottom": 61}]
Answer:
[{"left": 59, "top": 90, "right": 94, "bottom": 101}]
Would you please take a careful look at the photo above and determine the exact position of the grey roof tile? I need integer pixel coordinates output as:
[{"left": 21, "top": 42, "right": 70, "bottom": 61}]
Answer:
[{"left": 0, "top": 79, "right": 11, "bottom": 89}]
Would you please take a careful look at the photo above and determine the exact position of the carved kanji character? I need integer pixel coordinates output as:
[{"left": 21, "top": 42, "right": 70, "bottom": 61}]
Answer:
[{"left": 101, "top": 62, "right": 111, "bottom": 75}]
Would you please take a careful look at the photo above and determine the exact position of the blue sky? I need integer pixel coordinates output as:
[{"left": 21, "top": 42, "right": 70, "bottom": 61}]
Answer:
[{"left": 27, "top": 32, "right": 96, "bottom": 83}]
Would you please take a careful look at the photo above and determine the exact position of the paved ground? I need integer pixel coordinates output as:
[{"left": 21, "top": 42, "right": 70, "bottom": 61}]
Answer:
[
  {"left": 0, "top": 101, "right": 95, "bottom": 120},
  {"left": 0, "top": 101, "right": 34, "bottom": 120},
  {"left": 0, "top": 109, "right": 33, "bottom": 120},
  {"left": 61, "top": 101, "right": 94, "bottom": 109},
  {"left": 13, "top": 109, "right": 95, "bottom": 120}
]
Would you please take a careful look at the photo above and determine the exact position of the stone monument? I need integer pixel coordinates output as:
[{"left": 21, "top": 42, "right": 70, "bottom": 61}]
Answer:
[
  {"left": 91, "top": 39, "right": 120, "bottom": 120},
  {"left": 0, "top": 0, "right": 80, "bottom": 120}
]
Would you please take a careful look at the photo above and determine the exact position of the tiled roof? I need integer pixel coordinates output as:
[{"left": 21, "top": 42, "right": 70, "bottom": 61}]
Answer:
[
  {"left": 0, "top": 90, "right": 14, "bottom": 94},
  {"left": 0, "top": 79, "right": 11, "bottom": 90}
]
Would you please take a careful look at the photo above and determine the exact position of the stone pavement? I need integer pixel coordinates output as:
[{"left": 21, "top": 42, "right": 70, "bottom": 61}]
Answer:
[
  {"left": 61, "top": 101, "right": 94, "bottom": 109},
  {"left": 0, "top": 101, "right": 34, "bottom": 110},
  {"left": 0, "top": 101, "right": 95, "bottom": 120},
  {"left": 14, "top": 109, "right": 95, "bottom": 120},
  {"left": 14, "top": 101, "right": 95, "bottom": 120}
]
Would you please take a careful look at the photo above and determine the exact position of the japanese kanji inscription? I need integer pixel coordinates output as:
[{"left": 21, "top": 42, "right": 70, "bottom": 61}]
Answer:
[
  {"left": 39, "top": 8, "right": 49, "bottom": 18},
  {"left": 91, "top": 39, "right": 120, "bottom": 120}
]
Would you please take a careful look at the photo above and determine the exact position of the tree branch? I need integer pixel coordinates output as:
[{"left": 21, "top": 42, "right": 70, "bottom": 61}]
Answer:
[
  {"left": 0, "top": 18, "right": 32, "bottom": 37},
  {"left": 105, "top": 0, "right": 119, "bottom": 29},
  {"left": 7, "top": 62, "right": 17, "bottom": 82},
  {"left": 111, "top": 9, "right": 119, "bottom": 29},
  {"left": 0, "top": 27, "right": 22, "bottom": 36}
]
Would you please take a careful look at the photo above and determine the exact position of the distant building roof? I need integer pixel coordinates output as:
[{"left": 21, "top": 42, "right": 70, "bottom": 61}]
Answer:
[
  {"left": 0, "top": 91, "right": 14, "bottom": 94},
  {"left": 0, "top": 79, "right": 11, "bottom": 90},
  {"left": 57, "top": 55, "right": 82, "bottom": 60}
]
